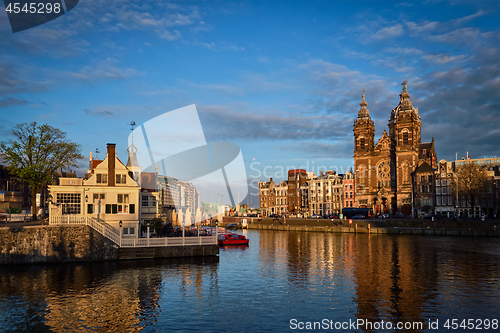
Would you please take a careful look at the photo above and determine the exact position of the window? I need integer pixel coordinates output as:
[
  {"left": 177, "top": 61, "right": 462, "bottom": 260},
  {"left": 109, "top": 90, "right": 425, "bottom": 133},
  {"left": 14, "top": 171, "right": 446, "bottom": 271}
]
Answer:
[
  {"left": 442, "top": 187, "right": 447, "bottom": 195},
  {"left": 403, "top": 131, "right": 409, "bottom": 145},
  {"left": 448, "top": 196, "right": 453, "bottom": 205},
  {"left": 421, "top": 176, "right": 425, "bottom": 183},
  {"left": 142, "top": 196, "right": 149, "bottom": 207},
  {"left": 428, "top": 175, "right": 432, "bottom": 182},
  {"left": 360, "top": 137, "right": 365, "bottom": 150},
  {"left": 437, "top": 196, "right": 441, "bottom": 205},
  {"left": 116, "top": 174, "right": 127, "bottom": 184},
  {"left": 96, "top": 174, "right": 108, "bottom": 184},
  {"left": 56, "top": 193, "right": 81, "bottom": 215}
]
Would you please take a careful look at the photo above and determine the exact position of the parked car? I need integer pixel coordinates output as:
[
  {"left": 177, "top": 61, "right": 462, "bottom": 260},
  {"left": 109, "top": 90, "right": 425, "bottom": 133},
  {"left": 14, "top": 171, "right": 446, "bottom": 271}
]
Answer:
[{"left": 311, "top": 214, "right": 320, "bottom": 218}]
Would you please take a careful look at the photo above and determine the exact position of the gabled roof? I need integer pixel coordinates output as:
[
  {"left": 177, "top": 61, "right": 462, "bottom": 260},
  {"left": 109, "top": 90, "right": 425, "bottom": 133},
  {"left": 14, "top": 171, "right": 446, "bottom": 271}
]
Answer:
[{"left": 413, "top": 161, "right": 434, "bottom": 174}]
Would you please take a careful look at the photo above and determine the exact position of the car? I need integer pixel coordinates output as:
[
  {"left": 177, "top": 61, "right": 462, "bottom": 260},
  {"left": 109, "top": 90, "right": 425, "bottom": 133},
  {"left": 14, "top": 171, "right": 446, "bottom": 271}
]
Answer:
[
  {"left": 269, "top": 214, "right": 279, "bottom": 218},
  {"left": 311, "top": 214, "right": 320, "bottom": 218},
  {"left": 352, "top": 214, "right": 365, "bottom": 219}
]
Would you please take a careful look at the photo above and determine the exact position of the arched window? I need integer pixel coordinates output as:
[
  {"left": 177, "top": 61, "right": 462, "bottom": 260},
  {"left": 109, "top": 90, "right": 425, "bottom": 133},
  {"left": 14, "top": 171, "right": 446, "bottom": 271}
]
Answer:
[{"left": 402, "top": 130, "right": 409, "bottom": 145}]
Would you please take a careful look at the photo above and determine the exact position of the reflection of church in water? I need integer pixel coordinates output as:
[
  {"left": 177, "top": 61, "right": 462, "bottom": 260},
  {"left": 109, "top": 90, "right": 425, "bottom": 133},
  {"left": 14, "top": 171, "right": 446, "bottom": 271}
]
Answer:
[{"left": 354, "top": 82, "right": 436, "bottom": 215}]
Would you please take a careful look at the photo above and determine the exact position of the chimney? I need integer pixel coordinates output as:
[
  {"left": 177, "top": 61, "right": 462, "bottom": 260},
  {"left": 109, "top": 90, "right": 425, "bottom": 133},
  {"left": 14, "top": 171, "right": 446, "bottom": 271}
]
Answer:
[{"left": 107, "top": 143, "right": 116, "bottom": 186}]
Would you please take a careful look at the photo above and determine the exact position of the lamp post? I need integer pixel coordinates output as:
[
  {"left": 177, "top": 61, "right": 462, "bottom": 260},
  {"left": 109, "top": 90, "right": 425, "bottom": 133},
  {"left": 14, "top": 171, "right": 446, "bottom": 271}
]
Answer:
[
  {"left": 119, "top": 220, "right": 123, "bottom": 244},
  {"left": 215, "top": 219, "right": 219, "bottom": 244}
]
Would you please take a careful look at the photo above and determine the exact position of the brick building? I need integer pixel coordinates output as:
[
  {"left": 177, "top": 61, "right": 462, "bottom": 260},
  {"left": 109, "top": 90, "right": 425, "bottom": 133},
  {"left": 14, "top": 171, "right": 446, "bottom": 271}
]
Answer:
[{"left": 354, "top": 82, "right": 437, "bottom": 216}]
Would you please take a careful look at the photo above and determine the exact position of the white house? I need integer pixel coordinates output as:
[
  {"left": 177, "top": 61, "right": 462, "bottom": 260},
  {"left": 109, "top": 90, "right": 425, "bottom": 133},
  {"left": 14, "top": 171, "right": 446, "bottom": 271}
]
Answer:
[{"left": 49, "top": 143, "right": 141, "bottom": 238}]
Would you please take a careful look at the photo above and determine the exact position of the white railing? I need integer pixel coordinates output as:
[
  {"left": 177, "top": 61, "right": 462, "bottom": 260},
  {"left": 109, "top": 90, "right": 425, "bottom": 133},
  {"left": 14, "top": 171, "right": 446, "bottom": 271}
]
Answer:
[
  {"left": 49, "top": 215, "right": 217, "bottom": 248},
  {"left": 118, "top": 235, "right": 217, "bottom": 248}
]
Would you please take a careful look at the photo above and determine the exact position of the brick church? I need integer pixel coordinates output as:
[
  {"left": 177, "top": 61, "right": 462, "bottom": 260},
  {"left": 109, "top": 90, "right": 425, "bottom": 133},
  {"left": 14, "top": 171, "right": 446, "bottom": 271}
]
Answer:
[{"left": 353, "top": 81, "right": 437, "bottom": 216}]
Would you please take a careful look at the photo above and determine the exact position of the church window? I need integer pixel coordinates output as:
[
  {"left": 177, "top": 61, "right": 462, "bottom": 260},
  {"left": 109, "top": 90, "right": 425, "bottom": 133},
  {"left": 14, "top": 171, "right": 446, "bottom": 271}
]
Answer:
[
  {"left": 360, "top": 137, "right": 365, "bottom": 150},
  {"left": 403, "top": 131, "right": 409, "bottom": 145}
]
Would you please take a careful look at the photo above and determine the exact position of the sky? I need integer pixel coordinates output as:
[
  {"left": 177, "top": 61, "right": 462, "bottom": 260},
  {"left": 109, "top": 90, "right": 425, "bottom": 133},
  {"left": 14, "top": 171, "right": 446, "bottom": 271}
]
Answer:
[{"left": 1, "top": 0, "right": 499, "bottom": 206}]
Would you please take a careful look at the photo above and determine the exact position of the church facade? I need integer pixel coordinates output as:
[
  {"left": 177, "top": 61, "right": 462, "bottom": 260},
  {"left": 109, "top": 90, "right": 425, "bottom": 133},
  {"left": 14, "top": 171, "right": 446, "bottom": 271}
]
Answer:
[{"left": 353, "top": 82, "right": 437, "bottom": 216}]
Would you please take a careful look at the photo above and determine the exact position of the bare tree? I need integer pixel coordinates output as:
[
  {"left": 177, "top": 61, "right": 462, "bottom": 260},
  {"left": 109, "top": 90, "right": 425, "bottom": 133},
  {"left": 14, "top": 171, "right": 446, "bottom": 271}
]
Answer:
[
  {"left": 452, "top": 162, "right": 490, "bottom": 212},
  {"left": 0, "top": 122, "right": 83, "bottom": 221}
]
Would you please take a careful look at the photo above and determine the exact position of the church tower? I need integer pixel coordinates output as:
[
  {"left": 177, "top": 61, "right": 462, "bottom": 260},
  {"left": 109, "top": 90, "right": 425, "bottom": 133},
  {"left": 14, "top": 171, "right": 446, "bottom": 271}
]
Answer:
[
  {"left": 388, "top": 81, "right": 422, "bottom": 153},
  {"left": 353, "top": 90, "right": 375, "bottom": 155},
  {"left": 353, "top": 90, "right": 375, "bottom": 208},
  {"left": 388, "top": 81, "right": 422, "bottom": 212}
]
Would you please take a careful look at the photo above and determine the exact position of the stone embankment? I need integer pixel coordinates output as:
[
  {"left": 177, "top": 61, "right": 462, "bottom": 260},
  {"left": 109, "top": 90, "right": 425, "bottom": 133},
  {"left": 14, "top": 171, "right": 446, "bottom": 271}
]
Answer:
[
  {"left": 0, "top": 225, "right": 218, "bottom": 265},
  {"left": 224, "top": 217, "right": 500, "bottom": 237}
]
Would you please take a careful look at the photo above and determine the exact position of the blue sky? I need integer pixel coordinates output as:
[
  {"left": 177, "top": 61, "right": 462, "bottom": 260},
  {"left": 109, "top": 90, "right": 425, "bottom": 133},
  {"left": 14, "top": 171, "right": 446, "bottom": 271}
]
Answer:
[{"left": 1, "top": 0, "right": 499, "bottom": 205}]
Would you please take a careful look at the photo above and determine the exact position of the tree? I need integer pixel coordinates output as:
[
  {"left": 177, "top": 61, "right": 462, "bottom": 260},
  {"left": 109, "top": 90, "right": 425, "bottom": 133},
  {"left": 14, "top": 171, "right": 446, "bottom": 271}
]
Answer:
[
  {"left": 452, "top": 162, "right": 490, "bottom": 212},
  {"left": 0, "top": 122, "right": 83, "bottom": 221}
]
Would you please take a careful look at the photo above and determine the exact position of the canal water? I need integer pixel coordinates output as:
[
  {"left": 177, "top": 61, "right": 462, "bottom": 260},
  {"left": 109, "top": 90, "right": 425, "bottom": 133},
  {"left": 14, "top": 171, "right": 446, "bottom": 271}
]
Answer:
[{"left": 1, "top": 230, "right": 499, "bottom": 332}]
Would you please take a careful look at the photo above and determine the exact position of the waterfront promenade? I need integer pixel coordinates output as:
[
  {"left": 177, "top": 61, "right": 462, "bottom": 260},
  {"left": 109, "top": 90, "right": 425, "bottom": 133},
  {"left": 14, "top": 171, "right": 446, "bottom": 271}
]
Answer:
[{"left": 224, "top": 216, "right": 500, "bottom": 236}]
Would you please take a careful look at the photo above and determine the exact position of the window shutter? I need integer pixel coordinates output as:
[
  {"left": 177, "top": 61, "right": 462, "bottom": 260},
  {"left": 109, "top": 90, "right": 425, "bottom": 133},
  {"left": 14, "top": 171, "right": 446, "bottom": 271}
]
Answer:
[
  {"left": 129, "top": 204, "right": 135, "bottom": 214},
  {"left": 105, "top": 204, "right": 111, "bottom": 214}
]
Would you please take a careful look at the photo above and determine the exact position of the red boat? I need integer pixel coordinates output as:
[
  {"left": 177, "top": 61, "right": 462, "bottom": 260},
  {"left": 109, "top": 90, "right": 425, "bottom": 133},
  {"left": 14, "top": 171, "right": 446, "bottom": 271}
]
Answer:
[{"left": 218, "top": 233, "right": 249, "bottom": 246}]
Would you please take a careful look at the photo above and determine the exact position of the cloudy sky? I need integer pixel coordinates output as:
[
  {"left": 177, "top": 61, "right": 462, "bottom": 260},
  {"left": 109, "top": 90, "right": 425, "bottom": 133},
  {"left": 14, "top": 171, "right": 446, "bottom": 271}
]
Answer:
[{"left": 1, "top": 0, "right": 499, "bottom": 205}]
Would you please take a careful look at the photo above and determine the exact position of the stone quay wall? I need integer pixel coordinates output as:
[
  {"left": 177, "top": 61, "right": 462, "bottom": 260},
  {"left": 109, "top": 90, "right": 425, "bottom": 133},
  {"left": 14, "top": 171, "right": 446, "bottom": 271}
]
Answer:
[
  {"left": 248, "top": 224, "right": 500, "bottom": 237},
  {"left": 1, "top": 225, "right": 220, "bottom": 265},
  {"left": 0, "top": 225, "right": 119, "bottom": 264}
]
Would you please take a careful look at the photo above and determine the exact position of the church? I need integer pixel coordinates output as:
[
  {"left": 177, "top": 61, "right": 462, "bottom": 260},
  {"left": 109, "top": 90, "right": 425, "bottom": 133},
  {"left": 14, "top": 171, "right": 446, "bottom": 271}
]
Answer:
[{"left": 353, "top": 82, "right": 437, "bottom": 216}]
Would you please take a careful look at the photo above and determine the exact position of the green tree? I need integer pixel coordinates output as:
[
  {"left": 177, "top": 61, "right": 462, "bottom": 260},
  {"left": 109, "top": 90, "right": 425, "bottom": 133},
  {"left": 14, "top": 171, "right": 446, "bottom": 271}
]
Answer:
[
  {"left": 452, "top": 162, "right": 490, "bottom": 212},
  {"left": 0, "top": 122, "right": 83, "bottom": 221}
]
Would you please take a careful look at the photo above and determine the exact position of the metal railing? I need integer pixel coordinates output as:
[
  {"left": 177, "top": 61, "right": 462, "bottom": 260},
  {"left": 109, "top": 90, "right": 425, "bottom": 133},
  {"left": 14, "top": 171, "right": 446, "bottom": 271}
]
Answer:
[{"left": 49, "top": 215, "right": 217, "bottom": 247}]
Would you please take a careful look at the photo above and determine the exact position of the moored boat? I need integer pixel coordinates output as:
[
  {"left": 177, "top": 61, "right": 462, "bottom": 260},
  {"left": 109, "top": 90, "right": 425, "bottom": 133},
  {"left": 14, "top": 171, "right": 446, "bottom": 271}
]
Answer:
[{"left": 218, "top": 233, "right": 249, "bottom": 246}]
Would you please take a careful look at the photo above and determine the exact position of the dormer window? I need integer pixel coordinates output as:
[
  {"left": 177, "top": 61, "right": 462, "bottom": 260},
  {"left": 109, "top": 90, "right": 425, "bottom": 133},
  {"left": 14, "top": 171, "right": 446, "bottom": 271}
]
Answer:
[
  {"left": 116, "top": 174, "right": 127, "bottom": 184},
  {"left": 96, "top": 174, "right": 108, "bottom": 184}
]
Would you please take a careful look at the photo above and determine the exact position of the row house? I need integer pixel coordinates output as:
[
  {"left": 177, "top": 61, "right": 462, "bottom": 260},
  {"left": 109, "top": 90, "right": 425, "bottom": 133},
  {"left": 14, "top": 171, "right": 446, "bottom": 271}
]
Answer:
[
  {"left": 259, "top": 170, "right": 346, "bottom": 217},
  {"left": 258, "top": 178, "right": 288, "bottom": 216},
  {"left": 273, "top": 180, "right": 288, "bottom": 215},
  {"left": 343, "top": 171, "right": 355, "bottom": 209},
  {"left": 412, "top": 162, "right": 436, "bottom": 218},
  {"left": 307, "top": 170, "right": 343, "bottom": 216},
  {"left": 258, "top": 178, "right": 274, "bottom": 217},
  {"left": 435, "top": 160, "right": 455, "bottom": 219},
  {"left": 287, "top": 169, "right": 308, "bottom": 214}
]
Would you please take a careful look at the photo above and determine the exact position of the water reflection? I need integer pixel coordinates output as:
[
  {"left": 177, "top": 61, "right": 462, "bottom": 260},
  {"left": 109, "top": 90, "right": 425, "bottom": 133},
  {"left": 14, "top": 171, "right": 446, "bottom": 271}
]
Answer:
[
  {"left": 1, "top": 232, "right": 498, "bottom": 332},
  {"left": 0, "top": 257, "right": 219, "bottom": 332}
]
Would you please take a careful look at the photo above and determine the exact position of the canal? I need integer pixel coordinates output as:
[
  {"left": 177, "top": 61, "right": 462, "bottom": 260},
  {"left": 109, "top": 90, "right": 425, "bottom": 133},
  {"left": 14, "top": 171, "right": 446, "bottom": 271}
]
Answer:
[{"left": 1, "top": 230, "right": 499, "bottom": 332}]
